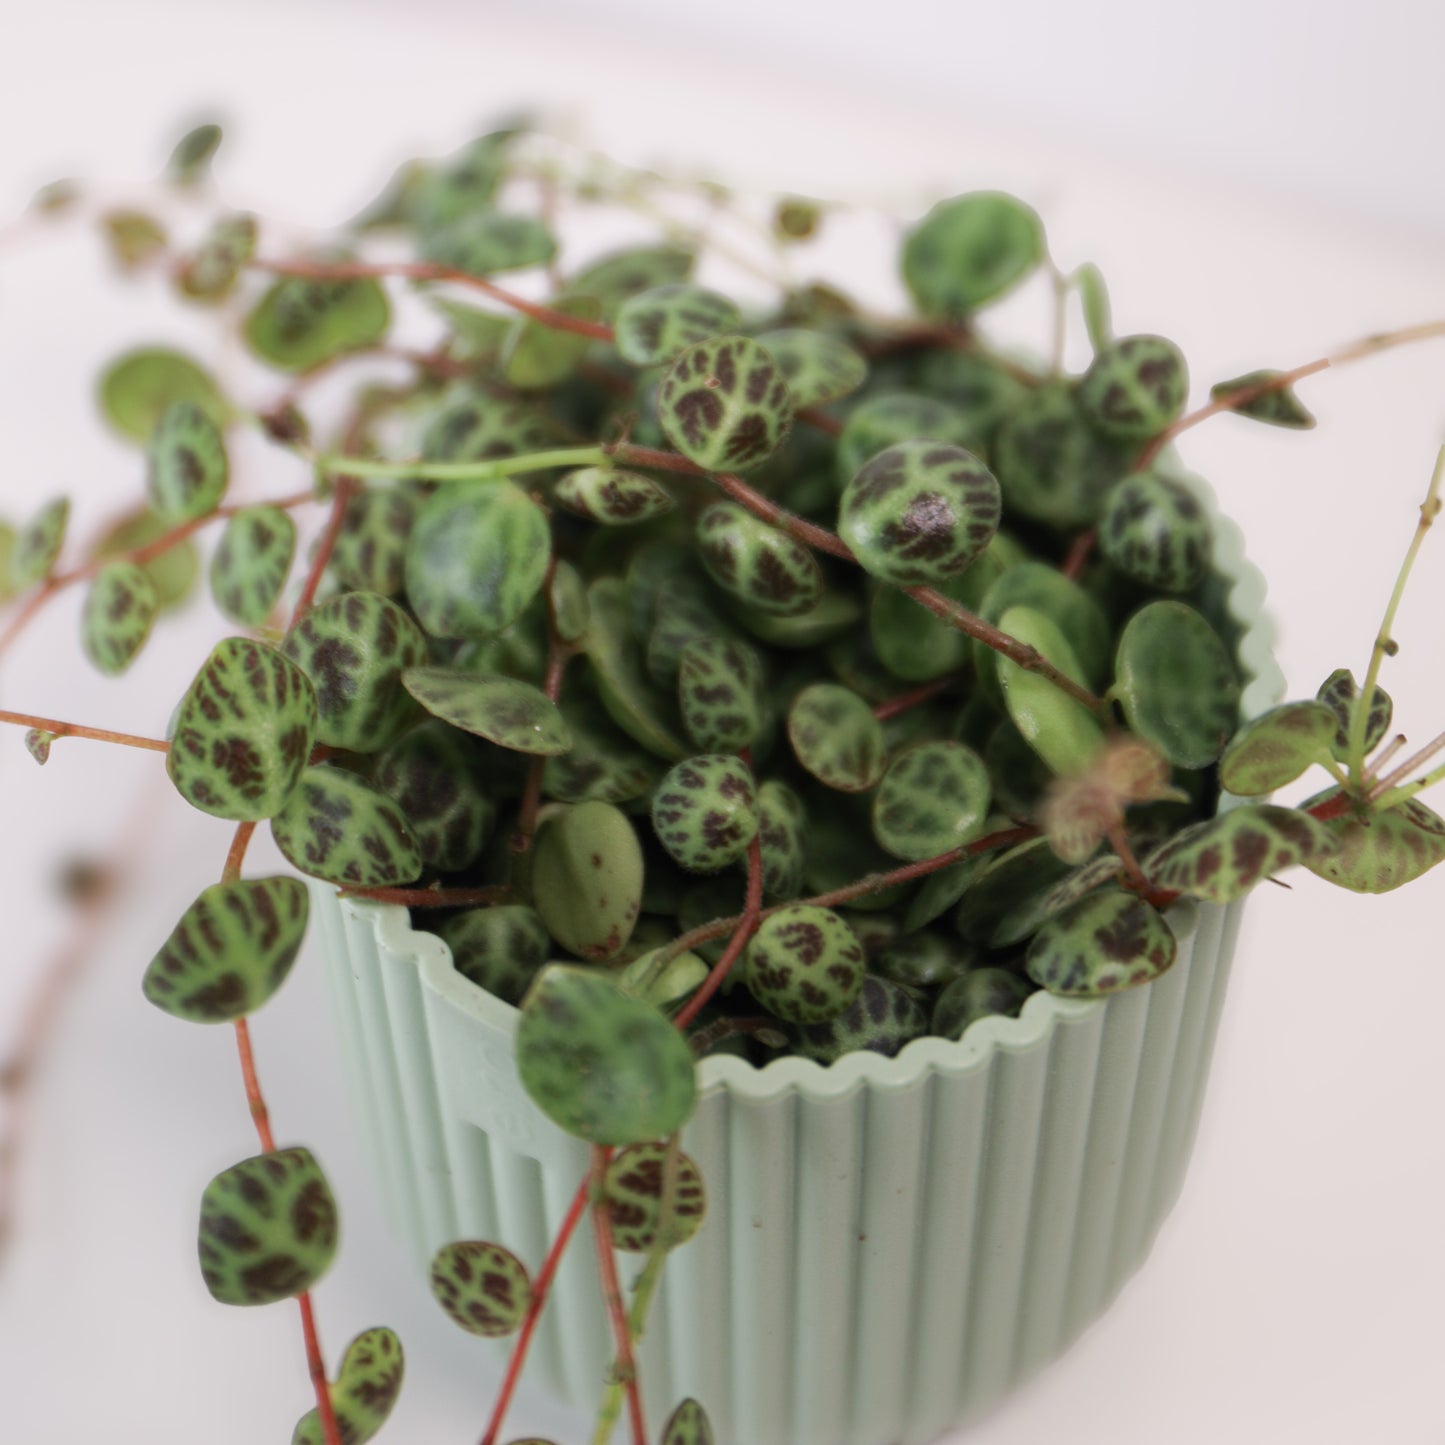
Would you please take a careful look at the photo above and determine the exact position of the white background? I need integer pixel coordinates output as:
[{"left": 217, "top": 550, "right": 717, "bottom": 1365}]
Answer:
[{"left": 1, "top": 2, "right": 1444, "bottom": 1442}]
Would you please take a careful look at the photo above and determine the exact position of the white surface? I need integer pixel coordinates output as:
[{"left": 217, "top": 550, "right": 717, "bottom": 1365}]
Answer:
[{"left": 1, "top": 2, "right": 1443, "bottom": 1443}]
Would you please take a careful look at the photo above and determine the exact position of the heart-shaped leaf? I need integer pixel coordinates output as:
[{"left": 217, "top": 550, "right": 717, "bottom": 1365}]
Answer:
[
  {"left": 696, "top": 502, "right": 821, "bottom": 617},
  {"left": 661, "top": 1399, "right": 715, "bottom": 1445},
  {"left": 291, "top": 1327, "right": 405, "bottom": 1445},
  {"left": 502, "top": 295, "right": 602, "bottom": 389},
  {"left": 554, "top": 467, "right": 674, "bottom": 525},
  {"left": 1025, "top": 889, "right": 1176, "bottom": 996},
  {"left": 245, "top": 274, "right": 391, "bottom": 372},
  {"left": 270, "top": 765, "right": 422, "bottom": 886},
  {"left": 677, "top": 636, "right": 764, "bottom": 752},
  {"left": 871, "top": 740, "right": 991, "bottom": 861},
  {"left": 283, "top": 592, "right": 428, "bottom": 753},
  {"left": 327, "top": 487, "right": 417, "bottom": 597},
  {"left": 99, "top": 347, "right": 227, "bottom": 442},
  {"left": 168, "top": 639, "right": 318, "bottom": 821},
  {"left": 178, "top": 212, "right": 257, "bottom": 302},
  {"left": 933, "top": 967, "right": 1034, "bottom": 1039},
  {"left": 405, "top": 482, "right": 550, "bottom": 640},
  {"left": 11, "top": 497, "right": 69, "bottom": 591},
  {"left": 1316, "top": 668, "right": 1393, "bottom": 762},
  {"left": 210, "top": 506, "right": 297, "bottom": 626},
  {"left": 1114, "top": 601, "right": 1240, "bottom": 769},
  {"left": 754, "top": 328, "right": 867, "bottom": 408},
  {"left": 1210, "top": 369, "right": 1316, "bottom": 429},
  {"left": 794, "top": 975, "right": 929, "bottom": 1064},
  {"left": 429, "top": 1241, "right": 532, "bottom": 1336},
  {"left": 657, "top": 336, "right": 792, "bottom": 472},
  {"left": 1301, "top": 794, "right": 1445, "bottom": 894},
  {"left": 996, "top": 606, "right": 1105, "bottom": 776},
  {"left": 25, "top": 729, "right": 55, "bottom": 765},
  {"left": 602, "top": 1142, "right": 707, "bottom": 1252},
  {"left": 375, "top": 721, "right": 496, "bottom": 871},
  {"left": 147, "top": 400, "right": 229, "bottom": 522},
  {"left": 81, "top": 561, "right": 158, "bottom": 675},
  {"left": 652, "top": 754, "right": 759, "bottom": 873},
  {"left": 402, "top": 666, "right": 571, "bottom": 755},
  {"left": 143, "top": 876, "right": 309, "bottom": 1023},
  {"left": 423, "top": 212, "right": 556, "bottom": 277},
  {"left": 1076, "top": 334, "right": 1189, "bottom": 442},
  {"left": 435, "top": 905, "right": 549, "bottom": 1006},
  {"left": 744, "top": 904, "right": 865, "bottom": 1024},
  {"left": 615, "top": 283, "right": 741, "bottom": 366},
  {"left": 517, "top": 966, "right": 698, "bottom": 1144},
  {"left": 902, "top": 191, "right": 1045, "bottom": 318},
  {"left": 1098, "top": 471, "right": 1214, "bottom": 592},
  {"left": 198, "top": 1147, "right": 338, "bottom": 1306},
  {"left": 533, "top": 800, "right": 645, "bottom": 960},
  {"left": 1143, "top": 803, "right": 1337, "bottom": 902},
  {"left": 1219, "top": 701, "right": 1340, "bottom": 796},
  {"left": 787, "top": 682, "right": 885, "bottom": 793}
]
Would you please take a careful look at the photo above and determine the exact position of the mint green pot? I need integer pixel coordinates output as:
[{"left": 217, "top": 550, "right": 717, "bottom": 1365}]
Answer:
[{"left": 311, "top": 480, "right": 1280, "bottom": 1445}]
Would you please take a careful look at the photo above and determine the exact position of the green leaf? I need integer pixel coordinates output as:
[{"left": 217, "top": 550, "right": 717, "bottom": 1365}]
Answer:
[
  {"left": 1074, "top": 261, "right": 1112, "bottom": 351},
  {"left": 168, "top": 638, "right": 318, "bottom": 821},
  {"left": 328, "top": 487, "right": 417, "bottom": 597},
  {"left": 661, "top": 1398, "right": 715, "bottom": 1445},
  {"left": 1143, "top": 803, "right": 1337, "bottom": 902},
  {"left": 1025, "top": 890, "right": 1176, "bottom": 996},
  {"left": 754, "top": 328, "right": 867, "bottom": 408},
  {"left": 429, "top": 1241, "right": 532, "bottom": 1337},
  {"left": 412, "top": 133, "right": 515, "bottom": 234},
  {"left": 244, "top": 274, "right": 391, "bottom": 373},
  {"left": 282, "top": 592, "right": 428, "bottom": 752},
  {"left": 101, "top": 209, "right": 167, "bottom": 270},
  {"left": 402, "top": 666, "right": 571, "bottom": 755},
  {"left": 421, "top": 386, "right": 553, "bottom": 464},
  {"left": 933, "top": 967, "right": 1033, "bottom": 1039},
  {"left": 11, "top": 498, "right": 69, "bottom": 590},
  {"left": 696, "top": 502, "right": 821, "bottom": 616},
  {"left": 677, "top": 636, "right": 764, "bottom": 752},
  {"left": 542, "top": 686, "right": 665, "bottom": 804},
  {"left": 376, "top": 721, "right": 496, "bottom": 872},
  {"left": 838, "top": 439, "right": 1001, "bottom": 588},
  {"left": 1210, "top": 370, "right": 1316, "bottom": 429},
  {"left": 568, "top": 244, "right": 694, "bottom": 320},
  {"left": 554, "top": 467, "right": 674, "bottom": 525},
  {"left": 1077, "top": 334, "right": 1189, "bottom": 442},
  {"left": 25, "top": 729, "right": 55, "bottom": 765},
  {"left": 502, "top": 295, "right": 603, "bottom": 389},
  {"left": 977, "top": 558, "right": 1111, "bottom": 694},
  {"left": 901, "top": 191, "right": 1045, "bottom": 318},
  {"left": 435, "top": 905, "right": 548, "bottom": 1006},
  {"left": 92, "top": 506, "right": 200, "bottom": 614},
  {"left": 657, "top": 336, "right": 793, "bottom": 472},
  {"left": 954, "top": 837, "right": 1072, "bottom": 945},
  {"left": 81, "top": 561, "right": 158, "bottom": 675},
  {"left": 168, "top": 122, "right": 222, "bottom": 185},
  {"left": 405, "top": 483, "right": 550, "bottom": 639},
  {"left": 210, "top": 506, "right": 296, "bottom": 625},
  {"left": 874, "top": 931, "right": 975, "bottom": 991},
  {"left": 996, "top": 606, "right": 1105, "bottom": 776},
  {"left": 615, "top": 284, "right": 741, "bottom": 367},
  {"left": 787, "top": 682, "right": 886, "bottom": 793},
  {"left": 270, "top": 765, "right": 422, "bottom": 886},
  {"left": 1219, "top": 701, "right": 1339, "bottom": 796},
  {"left": 533, "top": 800, "right": 645, "bottom": 960},
  {"left": 1098, "top": 471, "right": 1214, "bottom": 592},
  {"left": 652, "top": 754, "right": 759, "bottom": 873},
  {"left": 836, "top": 391, "right": 979, "bottom": 482},
  {"left": 517, "top": 966, "right": 698, "bottom": 1144},
  {"left": 178, "top": 212, "right": 257, "bottom": 301},
  {"left": 794, "top": 974, "right": 929, "bottom": 1064},
  {"left": 1316, "top": 668, "right": 1392, "bottom": 762},
  {"left": 292, "top": 1327, "right": 405, "bottom": 1445},
  {"left": 147, "top": 400, "right": 228, "bottom": 522},
  {"left": 143, "top": 877, "right": 309, "bottom": 1023},
  {"left": 1301, "top": 794, "right": 1445, "bottom": 894},
  {"left": 744, "top": 904, "right": 865, "bottom": 1024},
  {"left": 548, "top": 561, "right": 589, "bottom": 644},
  {"left": 1114, "top": 601, "right": 1240, "bottom": 769},
  {"left": 430, "top": 298, "right": 513, "bottom": 361},
  {"left": 99, "top": 347, "right": 227, "bottom": 442},
  {"left": 602, "top": 1143, "right": 706, "bottom": 1252},
  {"left": 871, "top": 740, "right": 991, "bottom": 861},
  {"left": 198, "top": 1147, "right": 338, "bottom": 1306},
  {"left": 423, "top": 212, "right": 556, "bottom": 277}
]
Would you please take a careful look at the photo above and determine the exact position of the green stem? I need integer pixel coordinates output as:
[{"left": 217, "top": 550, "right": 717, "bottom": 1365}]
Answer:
[{"left": 314, "top": 445, "right": 606, "bottom": 484}]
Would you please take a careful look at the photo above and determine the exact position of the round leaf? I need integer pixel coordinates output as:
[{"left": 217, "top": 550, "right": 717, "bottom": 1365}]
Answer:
[
  {"left": 657, "top": 336, "right": 792, "bottom": 472},
  {"left": 1098, "top": 471, "right": 1214, "bottom": 592},
  {"left": 533, "top": 800, "right": 645, "bottom": 960},
  {"left": 554, "top": 467, "right": 674, "bottom": 525},
  {"left": 435, "top": 905, "right": 548, "bottom": 1006},
  {"left": 179, "top": 213, "right": 257, "bottom": 302},
  {"left": 756, "top": 779, "right": 807, "bottom": 899},
  {"left": 270, "top": 765, "right": 422, "bottom": 887},
  {"left": 502, "top": 295, "right": 602, "bottom": 389},
  {"left": 901, "top": 191, "right": 1045, "bottom": 318},
  {"left": 1301, "top": 794, "right": 1445, "bottom": 894},
  {"left": 430, "top": 1241, "right": 532, "bottom": 1337},
  {"left": 421, "top": 387, "right": 552, "bottom": 464},
  {"left": 872, "top": 740, "right": 991, "bottom": 861},
  {"left": 423, "top": 212, "right": 556, "bottom": 277},
  {"left": 81, "top": 561, "right": 158, "bottom": 675},
  {"left": 787, "top": 682, "right": 885, "bottom": 792},
  {"left": 211, "top": 506, "right": 297, "bottom": 625},
  {"left": 744, "top": 904, "right": 865, "bottom": 1024},
  {"left": 375, "top": 721, "right": 495, "bottom": 871},
  {"left": 602, "top": 1142, "right": 707, "bottom": 1252},
  {"left": 1077, "top": 334, "right": 1189, "bottom": 441},
  {"left": 402, "top": 666, "right": 571, "bottom": 755},
  {"left": 543, "top": 687, "right": 665, "bottom": 804},
  {"left": 677, "top": 636, "right": 764, "bottom": 752},
  {"left": 99, "top": 347, "right": 227, "bottom": 442},
  {"left": 11, "top": 498, "right": 69, "bottom": 590},
  {"left": 329, "top": 488, "right": 417, "bottom": 596},
  {"left": 92, "top": 506, "right": 199, "bottom": 613},
  {"left": 652, "top": 754, "right": 759, "bottom": 873},
  {"left": 147, "top": 400, "right": 229, "bottom": 522},
  {"left": 1219, "top": 701, "right": 1340, "bottom": 796},
  {"left": 794, "top": 975, "right": 929, "bottom": 1065},
  {"left": 1025, "top": 890, "right": 1176, "bottom": 996},
  {"left": 995, "top": 606, "right": 1105, "bottom": 776},
  {"left": 754, "top": 328, "right": 867, "bottom": 408},
  {"left": 615, "top": 283, "right": 741, "bottom": 366},
  {"left": 696, "top": 502, "right": 821, "bottom": 616},
  {"left": 836, "top": 391, "right": 978, "bottom": 482},
  {"left": 977, "top": 559, "right": 1111, "bottom": 692},
  {"left": 517, "top": 965, "right": 698, "bottom": 1144},
  {"left": 292, "top": 1327, "right": 404, "bottom": 1445},
  {"left": 245, "top": 275, "right": 391, "bottom": 373},
  {"left": 569, "top": 244, "right": 694, "bottom": 319},
  {"left": 933, "top": 967, "right": 1033, "bottom": 1039}
]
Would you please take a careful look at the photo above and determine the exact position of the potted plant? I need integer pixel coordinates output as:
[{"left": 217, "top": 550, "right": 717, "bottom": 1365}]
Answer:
[{"left": 3, "top": 121, "right": 1443, "bottom": 1445}]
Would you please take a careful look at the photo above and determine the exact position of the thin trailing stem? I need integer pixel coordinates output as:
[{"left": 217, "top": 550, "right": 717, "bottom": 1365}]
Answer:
[
  {"left": 872, "top": 677, "right": 953, "bottom": 722},
  {"left": 221, "top": 821, "right": 257, "bottom": 885},
  {"left": 0, "top": 710, "right": 169, "bottom": 754},
  {"left": 314, "top": 445, "right": 606, "bottom": 485},
  {"left": 1106, "top": 822, "right": 1150, "bottom": 895},
  {"left": 590, "top": 1146, "right": 648, "bottom": 1445},
  {"left": 290, "top": 477, "right": 359, "bottom": 626},
  {"left": 338, "top": 884, "right": 510, "bottom": 908},
  {"left": 673, "top": 829, "right": 765, "bottom": 1030}
]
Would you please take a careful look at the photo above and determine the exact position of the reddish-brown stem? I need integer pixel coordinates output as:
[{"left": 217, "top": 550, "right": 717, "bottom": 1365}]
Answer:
[
  {"left": 1106, "top": 822, "right": 1150, "bottom": 895},
  {"left": 290, "top": 477, "right": 358, "bottom": 627},
  {"left": 339, "top": 885, "right": 511, "bottom": 908},
  {"left": 0, "top": 710, "right": 169, "bottom": 753},
  {"left": 254, "top": 257, "right": 615, "bottom": 341},
  {"left": 221, "top": 821, "right": 257, "bottom": 885},
  {"left": 796, "top": 405, "right": 843, "bottom": 437},
  {"left": 590, "top": 1146, "right": 648, "bottom": 1445},
  {"left": 1061, "top": 527, "right": 1097, "bottom": 582},
  {"left": 873, "top": 677, "right": 952, "bottom": 722},
  {"left": 480, "top": 1174, "right": 592, "bottom": 1445},
  {"left": 296, "top": 1292, "right": 340, "bottom": 1444},
  {"left": 674, "top": 830, "right": 765, "bottom": 1030},
  {"left": 233, "top": 1017, "right": 276, "bottom": 1153}
]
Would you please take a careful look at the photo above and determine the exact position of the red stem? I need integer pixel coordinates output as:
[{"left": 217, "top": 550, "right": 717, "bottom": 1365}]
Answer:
[
  {"left": 289, "top": 478, "right": 358, "bottom": 627},
  {"left": 590, "top": 1146, "right": 648, "bottom": 1445},
  {"left": 0, "top": 710, "right": 169, "bottom": 753},
  {"left": 873, "top": 677, "right": 951, "bottom": 722},
  {"left": 674, "top": 830, "right": 764, "bottom": 1030},
  {"left": 1060, "top": 527, "right": 1097, "bottom": 582},
  {"left": 339, "top": 885, "right": 510, "bottom": 908}
]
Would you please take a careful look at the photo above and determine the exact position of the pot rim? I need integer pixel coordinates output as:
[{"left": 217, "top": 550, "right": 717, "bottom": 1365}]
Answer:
[{"left": 338, "top": 466, "right": 1282, "bottom": 1105}]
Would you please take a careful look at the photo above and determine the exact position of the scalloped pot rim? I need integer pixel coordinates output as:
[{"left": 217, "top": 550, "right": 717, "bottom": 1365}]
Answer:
[{"left": 340, "top": 464, "right": 1282, "bottom": 1108}]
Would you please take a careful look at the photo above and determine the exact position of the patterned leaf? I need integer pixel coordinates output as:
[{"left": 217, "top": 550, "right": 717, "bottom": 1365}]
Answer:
[
  {"left": 1025, "top": 890, "right": 1176, "bottom": 996},
  {"left": 282, "top": 592, "right": 428, "bottom": 753},
  {"left": 292, "top": 1327, "right": 404, "bottom": 1445},
  {"left": 329, "top": 488, "right": 417, "bottom": 597},
  {"left": 615, "top": 284, "right": 741, "bottom": 366},
  {"left": 429, "top": 1242, "right": 532, "bottom": 1337},
  {"left": 178, "top": 212, "right": 257, "bottom": 302},
  {"left": 744, "top": 904, "right": 865, "bottom": 1024},
  {"left": 1114, "top": 601, "right": 1240, "bottom": 769},
  {"left": 568, "top": 244, "right": 694, "bottom": 320},
  {"left": 402, "top": 666, "right": 570, "bottom": 755},
  {"left": 871, "top": 740, "right": 991, "bottom": 861},
  {"left": 143, "top": 877, "right": 309, "bottom": 1023},
  {"left": 99, "top": 347, "right": 227, "bottom": 442},
  {"left": 197, "top": 1148, "right": 338, "bottom": 1306},
  {"left": 756, "top": 779, "right": 807, "bottom": 899},
  {"left": 80, "top": 562, "right": 157, "bottom": 676},
  {"left": 412, "top": 132, "right": 515, "bottom": 233},
  {"left": 646, "top": 573, "right": 738, "bottom": 688},
  {"left": 661, "top": 1399, "right": 715, "bottom": 1445},
  {"left": 1301, "top": 794, "right": 1445, "bottom": 894},
  {"left": 533, "top": 800, "right": 645, "bottom": 960},
  {"left": 11, "top": 498, "right": 69, "bottom": 590},
  {"left": 652, "top": 754, "right": 759, "bottom": 873},
  {"left": 543, "top": 686, "right": 664, "bottom": 804},
  {"left": 932, "top": 967, "right": 1033, "bottom": 1039},
  {"left": 211, "top": 506, "right": 296, "bottom": 625},
  {"left": 677, "top": 636, "right": 764, "bottom": 752},
  {"left": 795, "top": 975, "right": 929, "bottom": 1064},
  {"left": 517, "top": 966, "right": 698, "bottom": 1144},
  {"left": 1077, "top": 334, "right": 1189, "bottom": 442},
  {"left": 554, "top": 467, "right": 674, "bottom": 525},
  {"left": 787, "top": 683, "right": 885, "bottom": 793},
  {"left": 874, "top": 931, "right": 975, "bottom": 991},
  {"left": 270, "top": 765, "right": 422, "bottom": 886},
  {"left": 92, "top": 506, "right": 200, "bottom": 613},
  {"left": 657, "top": 336, "right": 792, "bottom": 472},
  {"left": 375, "top": 721, "right": 495, "bottom": 871},
  {"left": 167, "top": 638, "right": 318, "bottom": 821},
  {"left": 25, "top": 729, "right": 55, "bottom": 765},
  {"left": 147, "top": 400, "right": 229, "bottom": 522},
  {"left": 901, "top": 191, "right": 1045, "bottom": 318},
  {"left": 405, "top": 483, "right": 550, "bottom": 639},
  {"left": 101, "top": 209, "right": 167, "bottom": 270},
  {"left": 915, "top": 352, "right": 1030, "bottom": 443},
  {"left": 696, "top": 502, "right": 821, "bottom": 616},
  {"left": 836, "top": 392, "right": 979, "bottom": 482},
  {"left": 754, "top": 328, "right": 866, "bottom": 408},
  {"left": 1099, "top": 471, "right": 1214, "bottom": 592},
  {"left": 421, "top": 387, "right": 553, "bottom": 465},
  {"left": 245, "top": 275, "right": 391, "bottom": 373},
  {"left": 1316, "top": 668, "right": 1392, "bottom": 762},
  {"left": 424, "top": 211, "right": 556, "bottom": 277},
  {"left": 168, "top": 122, "right": 222, "bottom": 185},
  {"left": 502, "top": 295, "right": 602, "bottom": 389},
  {"left": 1219, "top": 701, "right": 1339, "bottom": 796},
  {"left": 902, "top": 855, "right": 984, "bottom": 931},
  {"left": 1143, "top": 803, "right": 1337, "bottom": 902},
  {"left": 838, "top": 439, "right": 1001, "bottom": 588},
  {"left": 996, "top": 606, "right": 1105, "bottom": 776},
  {"left": 602, "top": 1142, "right": 706, "bottom": 1252},
  {"left": 953, "top": 837, "right": 1073, "bottom": 945},
  {"left": 1210, "top": 369, "right": 1316, "bottom": 429},
  {"left": 435, "top": 905, "right": 548, "bottom": 1005}
]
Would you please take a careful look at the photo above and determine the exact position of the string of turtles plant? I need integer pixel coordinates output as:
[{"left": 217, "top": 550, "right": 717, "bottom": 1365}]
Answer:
[{"left": 4, "top": 120, "right": 1445, "bottom": 1445}]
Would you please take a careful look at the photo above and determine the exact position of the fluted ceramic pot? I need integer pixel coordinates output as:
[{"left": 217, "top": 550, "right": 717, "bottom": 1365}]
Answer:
[{"left": 311, "top": 482, "right": 1280, "bottom": 1445}]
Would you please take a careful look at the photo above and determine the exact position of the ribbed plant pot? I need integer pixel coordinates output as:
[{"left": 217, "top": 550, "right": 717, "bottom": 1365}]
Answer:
[{"left": 310, "top": 487, "right": 1281, "bottom": 1445}]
